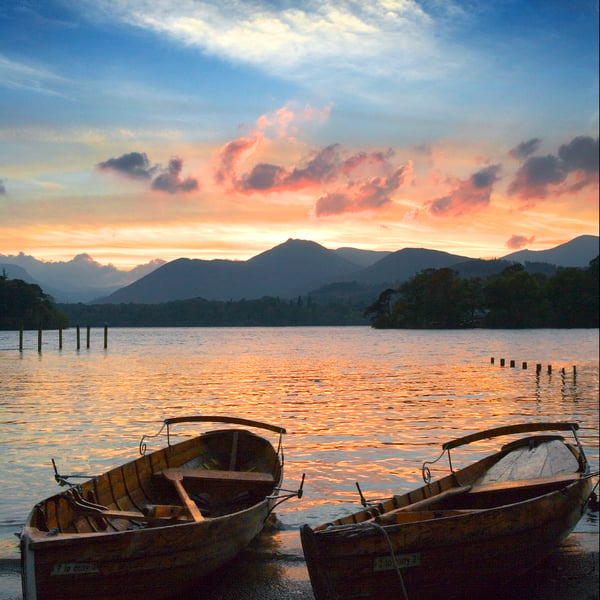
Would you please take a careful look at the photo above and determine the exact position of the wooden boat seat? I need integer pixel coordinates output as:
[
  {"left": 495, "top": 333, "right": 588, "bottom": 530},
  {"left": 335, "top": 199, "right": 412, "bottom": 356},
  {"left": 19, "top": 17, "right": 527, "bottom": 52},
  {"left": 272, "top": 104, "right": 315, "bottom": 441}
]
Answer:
[
  {"left": 160, "top": 467, "right": 275, "bottom": 485},
  {"left": 161, "top": 467, "right": 275, "bottom": 484},
  {"left": 468, "top": 472, "right": 583, "bottom": 495},
  {"left": 392, "top": 485, "right": 472, "bottom": 512}
]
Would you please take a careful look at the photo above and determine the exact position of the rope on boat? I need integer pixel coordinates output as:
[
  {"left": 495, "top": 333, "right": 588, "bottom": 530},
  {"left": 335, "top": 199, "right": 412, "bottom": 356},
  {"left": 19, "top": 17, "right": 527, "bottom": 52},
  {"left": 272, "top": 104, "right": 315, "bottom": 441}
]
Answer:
[
  {"left": 354, "top": 521, "right": 410, "bottom": 600},
  {"left": 139, "top": 422, "right": 168, "bottom": 455},
  {"left": 421, "top": 448, "right": 447, "bottom": 484}
]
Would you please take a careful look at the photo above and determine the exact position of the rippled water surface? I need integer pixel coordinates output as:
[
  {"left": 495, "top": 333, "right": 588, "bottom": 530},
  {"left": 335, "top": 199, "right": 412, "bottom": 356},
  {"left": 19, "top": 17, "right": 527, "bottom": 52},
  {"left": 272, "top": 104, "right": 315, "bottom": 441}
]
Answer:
[{"left": 1, "top": 327, "right": 598, "bottom": 564}]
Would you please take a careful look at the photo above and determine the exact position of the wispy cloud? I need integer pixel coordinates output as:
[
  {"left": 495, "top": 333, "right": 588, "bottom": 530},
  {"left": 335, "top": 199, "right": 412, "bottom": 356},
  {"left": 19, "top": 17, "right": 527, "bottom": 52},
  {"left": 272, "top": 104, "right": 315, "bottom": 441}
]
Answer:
[
  {"left": 83, "top": 0, "right": 466, "bottom": 86},
  {"left": 0, "top": 53, "right": 68, "bottom": 96}
]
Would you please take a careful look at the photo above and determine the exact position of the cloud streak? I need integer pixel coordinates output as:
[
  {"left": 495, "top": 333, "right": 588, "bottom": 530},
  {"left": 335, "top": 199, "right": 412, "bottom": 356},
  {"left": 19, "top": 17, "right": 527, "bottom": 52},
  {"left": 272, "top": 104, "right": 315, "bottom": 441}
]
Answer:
[{"left": 83, "top": 0, "right": 464, "bottom": 87}]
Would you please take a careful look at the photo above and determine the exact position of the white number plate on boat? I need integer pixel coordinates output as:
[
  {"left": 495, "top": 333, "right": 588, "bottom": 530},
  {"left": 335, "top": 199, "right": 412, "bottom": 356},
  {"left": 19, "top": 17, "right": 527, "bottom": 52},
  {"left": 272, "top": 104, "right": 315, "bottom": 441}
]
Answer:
[
  {"left": 374, "top": 552, "right": 420, "bottom": 571},
  {"left": 51, "top": 563, "right": 99, "bottom": 576}
]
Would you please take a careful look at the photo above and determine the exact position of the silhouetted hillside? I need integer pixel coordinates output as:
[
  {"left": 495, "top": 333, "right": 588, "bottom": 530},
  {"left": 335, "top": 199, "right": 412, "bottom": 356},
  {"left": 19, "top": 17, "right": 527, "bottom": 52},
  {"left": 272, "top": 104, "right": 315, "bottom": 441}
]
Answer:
[
  {"left": 502, "top": 235, "right": 598, "bottom": 267},
  {"left": 100, "top": 239, "right": 359, "bottom": 304},
  {"left": 95, "top": 236, "right": 600, "bottom": 304},
  {"left": 353, "top": 248, "right": 471, "bottom": 285}
]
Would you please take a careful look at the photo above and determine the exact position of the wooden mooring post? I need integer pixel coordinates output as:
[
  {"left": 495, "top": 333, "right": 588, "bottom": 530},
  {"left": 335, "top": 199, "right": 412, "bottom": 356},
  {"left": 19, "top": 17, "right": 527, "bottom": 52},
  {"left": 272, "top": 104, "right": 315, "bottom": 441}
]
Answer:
[
  {"left": 490, "top": 358, "right": 576, "bottom": 377},
  {"left": 16, "top": 325, "right": 108, "bottom": 352}
]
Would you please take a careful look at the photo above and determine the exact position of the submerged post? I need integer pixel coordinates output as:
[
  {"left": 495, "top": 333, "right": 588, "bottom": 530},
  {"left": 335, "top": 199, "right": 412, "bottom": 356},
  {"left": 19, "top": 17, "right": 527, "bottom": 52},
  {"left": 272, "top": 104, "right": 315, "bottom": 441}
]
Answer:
[
  {"left": 38, "top": 327, "right": 42, "bottom": 353},
  {"left": 86, "top": 326, "right": 90, "bottom": 349},
  {"left": 104, "top": 324, "right": 108, "bottom": 349},
  {"left": 59, "top": 328, "right": 63, "bottom": 350},
  {"left": 19, "top": 328, "right": 23, "bottom": 352},
  {"left": 76, "top": 325, "right": 81, "bottom": 350}
]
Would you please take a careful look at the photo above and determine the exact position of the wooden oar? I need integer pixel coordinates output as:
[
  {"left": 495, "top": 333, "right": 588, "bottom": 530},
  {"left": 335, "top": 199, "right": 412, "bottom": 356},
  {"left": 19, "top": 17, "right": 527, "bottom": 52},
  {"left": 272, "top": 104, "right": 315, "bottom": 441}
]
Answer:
[{"left": 162, "top": 470, "right": 204, "bottom": 522}]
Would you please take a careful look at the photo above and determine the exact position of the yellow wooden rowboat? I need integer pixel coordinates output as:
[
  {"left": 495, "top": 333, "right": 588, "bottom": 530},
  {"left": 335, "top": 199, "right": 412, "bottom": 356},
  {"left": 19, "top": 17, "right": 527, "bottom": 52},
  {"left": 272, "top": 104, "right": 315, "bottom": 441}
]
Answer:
[
  {"left": 301, "top": 422, "right": 597, "bottom": 600},
  {"left": 20, "top": 416, "right": 302, "bottom": 600}
]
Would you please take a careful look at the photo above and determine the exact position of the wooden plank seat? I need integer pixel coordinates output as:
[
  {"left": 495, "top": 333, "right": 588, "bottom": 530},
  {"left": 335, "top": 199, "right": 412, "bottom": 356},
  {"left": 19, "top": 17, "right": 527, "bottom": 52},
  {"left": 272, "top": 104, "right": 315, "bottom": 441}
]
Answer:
[
  {"left": 160, "top": 467, "right": 275, "bottom": 485},
  {"left": 371, "top": 474, "right": 582, "bottom": 522},
  {"left": 392, "top": 485, "right": 473, "bottom": 512},
  {"left": 468, "top": 472, "right": 583, "bottom": 495},
  {"left": 154, "top": 468, "right": 276, "bottom": 514}
]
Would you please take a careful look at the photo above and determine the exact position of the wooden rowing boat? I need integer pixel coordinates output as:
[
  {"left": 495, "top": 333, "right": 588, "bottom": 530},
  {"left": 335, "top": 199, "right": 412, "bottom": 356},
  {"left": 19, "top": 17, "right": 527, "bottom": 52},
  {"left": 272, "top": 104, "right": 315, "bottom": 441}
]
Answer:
[
  {"left": 20, "top": 415, "right": 302, "bottom": 600},
  {"left": 300, "top": 422, "right": 597, "bottom": 600}
]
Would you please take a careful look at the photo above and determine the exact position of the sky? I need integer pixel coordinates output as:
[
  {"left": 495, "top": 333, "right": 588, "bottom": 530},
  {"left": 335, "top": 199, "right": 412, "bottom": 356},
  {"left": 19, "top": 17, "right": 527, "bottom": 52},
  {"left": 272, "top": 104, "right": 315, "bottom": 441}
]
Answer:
[{"left": 1, "top": 0, "right": 598, "bottom": 269}]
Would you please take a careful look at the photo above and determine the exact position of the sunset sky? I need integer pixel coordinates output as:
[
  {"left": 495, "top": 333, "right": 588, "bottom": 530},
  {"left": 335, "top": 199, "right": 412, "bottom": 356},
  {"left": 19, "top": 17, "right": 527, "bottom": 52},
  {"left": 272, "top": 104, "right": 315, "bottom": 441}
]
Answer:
[{"left": 1, "top": 0, "right": 598, "bottom": 269}]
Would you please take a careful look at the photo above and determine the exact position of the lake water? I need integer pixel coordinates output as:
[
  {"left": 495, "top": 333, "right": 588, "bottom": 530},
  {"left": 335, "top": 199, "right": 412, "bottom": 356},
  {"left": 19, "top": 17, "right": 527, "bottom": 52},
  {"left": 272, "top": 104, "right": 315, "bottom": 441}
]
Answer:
[{"left": 1, "top": 327, "right": 598, "bottom": 596}]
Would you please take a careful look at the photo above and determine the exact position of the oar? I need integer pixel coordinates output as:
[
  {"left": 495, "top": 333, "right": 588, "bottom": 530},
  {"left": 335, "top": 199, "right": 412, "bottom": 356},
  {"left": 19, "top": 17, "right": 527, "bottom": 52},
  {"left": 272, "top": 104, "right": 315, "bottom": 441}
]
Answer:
[{"left": 162, "top": 470, "right": 204, "bottom": 521}]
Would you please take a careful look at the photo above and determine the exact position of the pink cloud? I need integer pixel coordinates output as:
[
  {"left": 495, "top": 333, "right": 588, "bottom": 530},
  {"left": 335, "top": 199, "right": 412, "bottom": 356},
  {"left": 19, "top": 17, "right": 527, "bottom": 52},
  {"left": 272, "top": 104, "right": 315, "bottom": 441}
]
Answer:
[
  {"left": 428, "top": 164, "right": 501, "bottom": 217},
  {"left": 212, "top": 103, "right": 409, "bottom": 216},
  {"left": 214, "top": 136, "right": 261, "bottom": 186},
  {"left": 228, "top": 144, "right": 411, "bottom": 216},
  {"left": 506, "top": 235, "right": 535, "bottom": 250},
  {"left": 315, "top": 165, "right": 412, "bottom": 216}
]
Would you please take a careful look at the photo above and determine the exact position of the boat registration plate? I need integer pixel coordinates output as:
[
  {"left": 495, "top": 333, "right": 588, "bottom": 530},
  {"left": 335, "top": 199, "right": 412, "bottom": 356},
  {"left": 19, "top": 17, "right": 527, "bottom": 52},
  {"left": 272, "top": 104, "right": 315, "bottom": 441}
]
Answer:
[
  {"left": 374, "top": 552, "right": 420, "bottom": 571},
  {"left": 51, "top": 563, "right": 99, "bottom": 576}
]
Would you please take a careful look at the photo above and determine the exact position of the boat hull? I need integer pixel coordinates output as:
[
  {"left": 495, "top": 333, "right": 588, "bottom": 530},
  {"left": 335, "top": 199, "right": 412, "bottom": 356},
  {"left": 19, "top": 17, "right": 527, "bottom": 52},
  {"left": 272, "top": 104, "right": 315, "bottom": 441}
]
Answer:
[
  {"left": 22, "top": 499, "right": 274, "bottom": 600},
  {"left": 20, "top": 417, "right": 287, "bottom": 600},
  {"left": 301, "top": 479, "right": 591, "bottom": 600},
  {"left": 301, "top": 424, "right": 595, "bottom": 600}
]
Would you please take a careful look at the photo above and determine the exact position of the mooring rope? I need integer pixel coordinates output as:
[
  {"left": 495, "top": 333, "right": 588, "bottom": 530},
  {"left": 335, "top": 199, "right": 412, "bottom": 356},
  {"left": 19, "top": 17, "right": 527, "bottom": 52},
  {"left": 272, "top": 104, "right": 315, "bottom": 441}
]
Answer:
[{"left": 354, "top": 521, "right": 410, "bottom": 600}]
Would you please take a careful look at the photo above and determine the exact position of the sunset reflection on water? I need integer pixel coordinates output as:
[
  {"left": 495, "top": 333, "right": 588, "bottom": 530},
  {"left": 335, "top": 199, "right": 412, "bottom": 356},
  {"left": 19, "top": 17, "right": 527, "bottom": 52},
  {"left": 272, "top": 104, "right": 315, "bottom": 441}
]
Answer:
[{"left": 1, "top": 326, "right": 598, "bottom": 560}]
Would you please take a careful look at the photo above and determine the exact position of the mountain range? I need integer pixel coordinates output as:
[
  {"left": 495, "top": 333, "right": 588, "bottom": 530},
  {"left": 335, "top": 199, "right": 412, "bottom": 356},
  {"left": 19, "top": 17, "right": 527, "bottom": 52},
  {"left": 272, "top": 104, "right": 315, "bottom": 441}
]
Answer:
[{"left": 1, "top": 235, "right": 597, "bottom": 304}]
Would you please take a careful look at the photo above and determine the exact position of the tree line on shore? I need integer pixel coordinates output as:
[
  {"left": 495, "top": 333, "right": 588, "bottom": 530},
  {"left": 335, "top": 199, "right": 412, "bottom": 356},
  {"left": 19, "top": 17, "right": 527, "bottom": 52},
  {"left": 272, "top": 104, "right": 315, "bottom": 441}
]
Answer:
[
  {"left": 2, "top": 258, "right": 598, "bottom": 330},
  {"left": 0, "top": 273, "right": 69, "bottom": 330},
  {"left": 364, "top": 257, "right": 599, "bottom": 329}
]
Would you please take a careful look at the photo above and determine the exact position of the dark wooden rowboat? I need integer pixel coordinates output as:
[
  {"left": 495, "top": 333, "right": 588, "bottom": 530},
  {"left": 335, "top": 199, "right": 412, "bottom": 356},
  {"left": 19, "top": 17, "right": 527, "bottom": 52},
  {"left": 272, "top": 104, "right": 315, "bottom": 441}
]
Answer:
[
  {"left": 301, "top": 422, "right": 597, "bottom": 600},
  {"left": 20, "top": 415, "right": 302, "bottom": 600}
]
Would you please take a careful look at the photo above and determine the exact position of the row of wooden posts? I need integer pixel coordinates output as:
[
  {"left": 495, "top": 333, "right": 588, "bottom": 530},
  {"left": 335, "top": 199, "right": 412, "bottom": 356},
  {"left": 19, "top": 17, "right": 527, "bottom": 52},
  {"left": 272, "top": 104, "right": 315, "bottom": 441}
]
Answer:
[
  {"left": 490, "top": 357, "right": 576, "bottom": 376},
  {"left": 19, "top": 325, "right": 108, "bottom": 352}
]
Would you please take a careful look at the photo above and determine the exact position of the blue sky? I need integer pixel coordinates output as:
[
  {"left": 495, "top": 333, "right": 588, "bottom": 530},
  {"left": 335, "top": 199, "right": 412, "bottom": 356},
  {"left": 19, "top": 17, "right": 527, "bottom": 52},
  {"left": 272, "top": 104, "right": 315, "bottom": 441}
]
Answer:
[{"left": 1, "top": 0, "right": 598, "bottom": 267}]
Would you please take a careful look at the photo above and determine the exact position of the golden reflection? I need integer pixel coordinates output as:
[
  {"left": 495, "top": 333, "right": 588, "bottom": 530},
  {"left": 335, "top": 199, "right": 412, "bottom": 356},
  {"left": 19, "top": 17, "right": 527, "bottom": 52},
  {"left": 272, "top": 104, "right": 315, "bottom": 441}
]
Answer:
[{"left": 0, "top": 327, "right": 598, "bottom": 562}]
